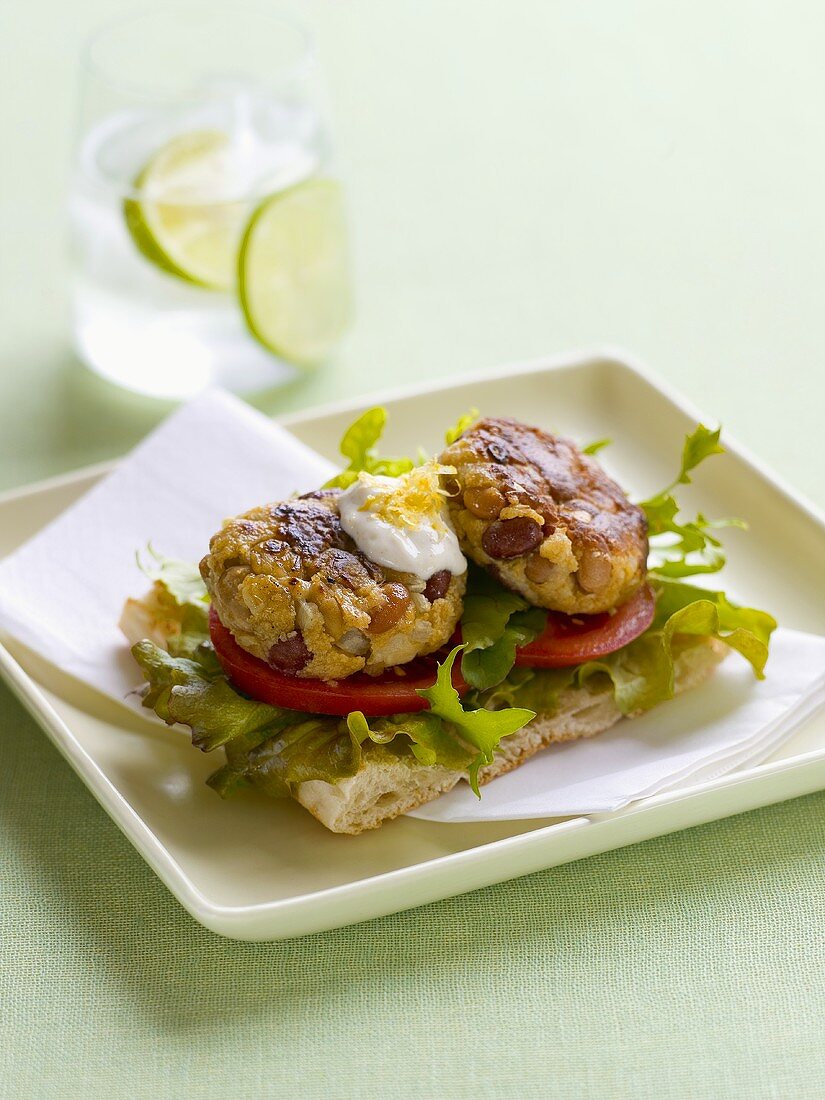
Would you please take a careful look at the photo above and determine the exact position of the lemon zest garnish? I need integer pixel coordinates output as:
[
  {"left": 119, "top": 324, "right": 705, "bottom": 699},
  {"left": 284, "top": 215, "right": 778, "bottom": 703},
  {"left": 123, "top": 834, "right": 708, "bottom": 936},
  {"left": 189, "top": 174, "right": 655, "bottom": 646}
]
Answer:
[
  {"left": 357, "top": 462, "right": 456, "bottom": 530},
  {"left": 499, "top": 504, "right": 545, "bottom": 526}
]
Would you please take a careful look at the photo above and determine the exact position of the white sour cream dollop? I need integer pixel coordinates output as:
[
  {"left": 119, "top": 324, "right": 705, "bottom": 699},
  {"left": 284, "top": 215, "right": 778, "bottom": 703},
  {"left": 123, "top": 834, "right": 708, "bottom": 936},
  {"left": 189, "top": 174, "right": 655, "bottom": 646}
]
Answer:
[{"left": 338, "top": 473, "right": 467, "bottom": 580}]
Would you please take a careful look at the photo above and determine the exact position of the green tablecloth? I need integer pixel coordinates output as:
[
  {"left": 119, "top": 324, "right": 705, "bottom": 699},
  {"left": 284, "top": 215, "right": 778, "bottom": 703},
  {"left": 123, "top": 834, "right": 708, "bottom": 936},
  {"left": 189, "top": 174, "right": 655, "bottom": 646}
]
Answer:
[{"left": 2, "top": 2, "right": 825, "bottom": 1096}]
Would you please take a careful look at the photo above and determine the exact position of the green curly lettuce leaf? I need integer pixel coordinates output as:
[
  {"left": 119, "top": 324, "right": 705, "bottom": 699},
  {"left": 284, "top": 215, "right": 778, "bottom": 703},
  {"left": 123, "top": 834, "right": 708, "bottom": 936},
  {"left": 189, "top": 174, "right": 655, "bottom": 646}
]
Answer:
[
  {"left": 208, "top": 726, "right": 286, "bottom": 797},
  {"left": 138, "top": 546, "right": 209, "bottom": 609},
  {"left": 133, "top": 630, "right": 367, "bottom": 794},
  {"left": 323, "top": 407, "right": 415, "bottom": 489},
  {"left": 346, "top": 710, "right": 477, "bottom": 772},
  {"left": 477, "top": 578, "right": 777, "bottom": 721},
  {"left": 349, "top": 650, "right": 537, "bottom": 799},
  {"left": 132, "top": 639, "right": 296, "bottom": 751},
  {"left": 324, "top": 404, "right": 482, "bottom": 488},
  {"left": 651, "top": 577, "right": 775, "bottom": 660},
  {"left": 444, "top": 408, "right": 479, "bottom": 445},
  {"left": 240, "top": 718, "right": 364, "bottom": 798},
  {"left": 677, "top": 424, "right": 726, "bottom": 481},
  {"left": 127, "top": 548, "right": 211, "bottom": 652},
  {"left": 582, "top": 437, "right": 611, "bottom": 456},
  {"left": 640, "top": 424, "right": 746, "bottom": 579},
  {"left": 132, "top": 605, "right": 534, "bottom": 799},
  {"left": 464, "top": 607, "right": 547, "bottom": 693},
  {"left": 417, "top": 646, "right": 535, "bottom": 794},
  {"left": 569, "top": 579, "right": 774, "bottom": 715},
  {"left": 459, "top": 567, "right": 547, "bottom": 691},
  {"left": 477, "top": 664, "right": 574, "bottom": 716}
]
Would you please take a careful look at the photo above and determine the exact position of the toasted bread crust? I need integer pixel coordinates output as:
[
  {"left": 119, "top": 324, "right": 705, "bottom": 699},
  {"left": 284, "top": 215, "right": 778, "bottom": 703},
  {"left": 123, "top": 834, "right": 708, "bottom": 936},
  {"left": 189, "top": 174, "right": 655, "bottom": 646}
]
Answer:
[{"left": 295, "top": 637, "right": 727, "bottom": 834}]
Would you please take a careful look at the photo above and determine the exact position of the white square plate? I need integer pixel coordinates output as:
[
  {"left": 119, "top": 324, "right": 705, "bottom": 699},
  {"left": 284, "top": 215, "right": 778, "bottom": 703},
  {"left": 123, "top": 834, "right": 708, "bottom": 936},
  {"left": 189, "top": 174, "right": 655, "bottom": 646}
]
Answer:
[{"left": 3, "top": 350, "right": 825, "bottom": 940}]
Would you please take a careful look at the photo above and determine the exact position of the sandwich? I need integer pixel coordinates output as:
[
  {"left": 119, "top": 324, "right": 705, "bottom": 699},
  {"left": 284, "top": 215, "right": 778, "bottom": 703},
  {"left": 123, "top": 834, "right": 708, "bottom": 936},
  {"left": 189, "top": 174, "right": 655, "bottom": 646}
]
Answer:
[{"left": 122, "top": 410, "right": 776, "bottom": 833}]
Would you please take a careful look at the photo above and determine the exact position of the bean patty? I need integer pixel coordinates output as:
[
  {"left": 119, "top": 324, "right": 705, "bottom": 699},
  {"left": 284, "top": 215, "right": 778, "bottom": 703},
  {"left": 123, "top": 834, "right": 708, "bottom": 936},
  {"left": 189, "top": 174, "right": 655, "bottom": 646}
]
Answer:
[
  {"left": 200, "top": 491, "right": 465, "bottom": 680},
  {"left": 440, "top": 417, "right": 648, "bottom": 614}
]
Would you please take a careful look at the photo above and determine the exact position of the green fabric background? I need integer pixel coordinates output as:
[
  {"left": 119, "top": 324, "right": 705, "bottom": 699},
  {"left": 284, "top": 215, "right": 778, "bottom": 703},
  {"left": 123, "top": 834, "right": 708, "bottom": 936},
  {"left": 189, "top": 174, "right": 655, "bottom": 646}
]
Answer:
[{"left": 2, "top": 2, "right": 825, "bottom": 1097}]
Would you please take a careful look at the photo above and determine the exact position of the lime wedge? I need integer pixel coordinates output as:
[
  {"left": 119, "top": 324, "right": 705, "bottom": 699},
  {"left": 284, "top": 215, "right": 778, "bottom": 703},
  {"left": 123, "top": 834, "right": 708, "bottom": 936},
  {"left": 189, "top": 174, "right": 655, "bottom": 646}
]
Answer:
[
  {"left": 124, "top": 130, "right": 244, "bottom": 290},
  {"left": 238, "top": 178, "right": 352, "bottom": 365}
]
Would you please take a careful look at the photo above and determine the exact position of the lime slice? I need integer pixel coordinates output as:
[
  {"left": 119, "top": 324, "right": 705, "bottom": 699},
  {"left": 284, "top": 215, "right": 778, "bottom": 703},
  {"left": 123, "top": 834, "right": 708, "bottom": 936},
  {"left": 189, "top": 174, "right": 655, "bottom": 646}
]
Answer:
[
  {"left": 124, "top": 130, "right": 244, "bottom": 290},
  {"left": 238, "top": 178, "right": 352, "bottom": 365}
]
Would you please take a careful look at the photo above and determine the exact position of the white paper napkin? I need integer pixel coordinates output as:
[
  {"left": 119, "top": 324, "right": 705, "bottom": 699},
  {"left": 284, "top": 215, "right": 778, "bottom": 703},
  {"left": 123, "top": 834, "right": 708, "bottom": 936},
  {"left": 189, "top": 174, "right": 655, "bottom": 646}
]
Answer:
[
  {"left": 0, "top": 389, "right": 823, "bottom": 822},
  {"left": 0, "top": 390, "right": 335, "bottom": 701}
]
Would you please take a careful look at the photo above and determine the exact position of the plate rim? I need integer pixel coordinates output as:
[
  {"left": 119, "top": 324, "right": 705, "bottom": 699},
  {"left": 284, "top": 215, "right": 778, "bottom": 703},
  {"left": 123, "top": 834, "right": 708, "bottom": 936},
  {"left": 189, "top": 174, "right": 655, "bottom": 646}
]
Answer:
[
  {"left": 4, "top": 344, "right": 824, "bottom": 530},
  {"left": 3, "top": 345, "right": 825, "bottom": 939}
]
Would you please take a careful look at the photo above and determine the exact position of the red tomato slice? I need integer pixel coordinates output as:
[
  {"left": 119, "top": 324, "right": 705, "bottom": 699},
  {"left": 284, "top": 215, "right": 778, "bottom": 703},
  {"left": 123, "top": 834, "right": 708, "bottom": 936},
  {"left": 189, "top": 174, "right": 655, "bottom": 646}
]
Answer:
[
  {"left": 514, "top": 584, "right": 656, "bottom": 668},
  {"left": 209, "top": 606, "right": 469, "bottom": 717}
]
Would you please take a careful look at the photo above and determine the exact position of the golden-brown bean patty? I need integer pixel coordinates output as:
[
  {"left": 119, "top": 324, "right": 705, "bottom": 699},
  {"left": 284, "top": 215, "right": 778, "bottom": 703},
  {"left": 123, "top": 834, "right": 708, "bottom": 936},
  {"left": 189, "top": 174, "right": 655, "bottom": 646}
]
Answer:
[
  {"left": 440, "top": 418, "right": 648, "bottom": 613},
  {"left": 200, "top": 490, "right": 465, "bottom": 680}
]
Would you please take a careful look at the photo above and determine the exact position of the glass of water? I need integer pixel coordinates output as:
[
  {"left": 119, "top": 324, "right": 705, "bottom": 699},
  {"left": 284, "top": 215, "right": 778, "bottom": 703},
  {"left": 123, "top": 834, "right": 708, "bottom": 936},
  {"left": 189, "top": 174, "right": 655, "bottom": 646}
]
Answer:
[{"left": 69, "top": 4, "right": 352, "bottom": 398}]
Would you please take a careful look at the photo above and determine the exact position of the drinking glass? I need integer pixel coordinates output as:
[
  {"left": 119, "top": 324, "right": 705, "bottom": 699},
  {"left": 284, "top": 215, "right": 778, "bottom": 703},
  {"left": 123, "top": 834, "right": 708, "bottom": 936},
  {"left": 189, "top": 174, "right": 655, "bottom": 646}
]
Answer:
[{"left": 69, "top": 4, "right": 351, "bottom": 398}]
